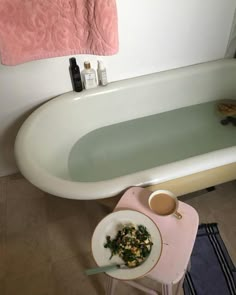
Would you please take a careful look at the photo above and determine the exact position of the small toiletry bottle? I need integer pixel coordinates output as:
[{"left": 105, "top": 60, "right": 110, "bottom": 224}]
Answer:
[
  {"left": 69, "top": 57, "right": 83, "bottom": 92},
  {"left": 81, "top": 61, "right": 97, "bottom": 89},
  {"left": 97, "top": 60, "right": 108, "bottom": 86}
]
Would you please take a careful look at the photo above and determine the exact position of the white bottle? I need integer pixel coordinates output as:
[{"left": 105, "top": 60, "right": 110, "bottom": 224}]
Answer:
[
  {"left": 81, "top": 61, "right": 97, "bottom": 89},
  {"left": 97, "top": 60, "right": 108, "bottom": 86}
]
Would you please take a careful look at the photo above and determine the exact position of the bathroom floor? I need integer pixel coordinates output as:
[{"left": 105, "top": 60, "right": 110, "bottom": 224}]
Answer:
[{"left": 0, "top": 175, "right": 235, "bottom": 295}]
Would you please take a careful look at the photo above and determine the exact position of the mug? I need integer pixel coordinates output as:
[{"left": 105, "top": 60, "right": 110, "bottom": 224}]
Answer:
[{"left": 148, "top": 189, "right": 182, "bottom": 219}]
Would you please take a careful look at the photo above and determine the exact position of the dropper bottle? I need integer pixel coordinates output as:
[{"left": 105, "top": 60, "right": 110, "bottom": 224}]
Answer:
[{"left": 81, "top": 61, "right": 97, "bottom": 90}]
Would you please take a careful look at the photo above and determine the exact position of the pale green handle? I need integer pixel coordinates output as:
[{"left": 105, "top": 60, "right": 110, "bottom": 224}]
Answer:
[{"left": 85, "top": 264, "right": 119, "bottom": 276}]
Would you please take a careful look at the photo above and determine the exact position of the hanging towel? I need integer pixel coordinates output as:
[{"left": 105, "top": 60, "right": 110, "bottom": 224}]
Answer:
[{"left": 0, "top": 0, "right": 119, "bottom": 66}]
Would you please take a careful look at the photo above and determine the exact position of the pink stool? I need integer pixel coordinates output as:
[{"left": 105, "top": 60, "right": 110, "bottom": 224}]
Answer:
[{"left": 105, "top": 187, "right": 199, "bottom": 295}]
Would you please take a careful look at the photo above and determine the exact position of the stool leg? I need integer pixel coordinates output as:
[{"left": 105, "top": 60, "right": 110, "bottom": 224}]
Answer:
[
  {"left": 124, "top": 280, "right": 159, "bottom": 294},
  {"left": 174, "top": 259, "right": 190, "bottom": 295},
  {"left": 162, "top": 283, "right": 173, "bottom": 295},
  {"left": 105, "top": 277, "right": 118, "bottom": 295},
  {"left": 175, "top": 276, "right": 185, "bottom": 295}
]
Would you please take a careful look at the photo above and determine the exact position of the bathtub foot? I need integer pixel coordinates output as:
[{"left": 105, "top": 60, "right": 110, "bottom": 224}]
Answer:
[{"left": 206, "top": 186, "right": 215, "bottom": 192}]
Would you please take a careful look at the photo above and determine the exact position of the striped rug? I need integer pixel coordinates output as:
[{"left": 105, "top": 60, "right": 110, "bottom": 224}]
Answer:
[{"left": 183, "top": 223, "right": 236, "bottom": 295}]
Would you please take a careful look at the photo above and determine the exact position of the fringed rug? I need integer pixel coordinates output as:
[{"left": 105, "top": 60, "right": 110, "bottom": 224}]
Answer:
[{"left": 184, "top": 223, "right": 236, "bottom": 295}]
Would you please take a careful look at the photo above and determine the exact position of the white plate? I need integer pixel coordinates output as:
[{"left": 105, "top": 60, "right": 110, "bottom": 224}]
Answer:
[{"left": 91, "top": 210, "right": 163, "bottom": 280}]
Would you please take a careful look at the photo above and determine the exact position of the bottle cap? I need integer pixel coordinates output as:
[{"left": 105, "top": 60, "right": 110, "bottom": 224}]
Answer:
[
  {"left": 69, "top": 57, "right": 77, "bottom": 66},
  {"left": 97, "top": 60, "right": 105, "bottom": 70},
  {"left": 84, "top": 61, "right": 91, "bottom": 69}
]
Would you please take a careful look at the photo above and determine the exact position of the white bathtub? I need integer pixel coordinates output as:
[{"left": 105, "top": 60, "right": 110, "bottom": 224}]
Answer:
[{"left": 15, "top": 59, "right": 236, "bottom": 200}]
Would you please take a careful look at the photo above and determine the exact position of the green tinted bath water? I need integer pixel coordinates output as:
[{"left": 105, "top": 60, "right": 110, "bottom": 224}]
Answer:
[{"left": 68, "top": 101, "right": 236, "bottom": 182}]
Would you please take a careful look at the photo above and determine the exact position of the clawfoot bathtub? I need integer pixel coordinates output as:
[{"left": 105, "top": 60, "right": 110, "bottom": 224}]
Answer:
[{"left": 15, "top": 59, "right": 236, "bottom": 199}]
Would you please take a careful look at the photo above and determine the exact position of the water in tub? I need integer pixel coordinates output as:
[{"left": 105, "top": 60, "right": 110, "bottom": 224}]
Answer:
[{"left": 68, "top": 101, "right": 236, "bottom": 182}]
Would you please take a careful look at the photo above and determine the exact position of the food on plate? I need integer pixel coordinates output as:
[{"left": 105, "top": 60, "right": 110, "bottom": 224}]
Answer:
[{"left": 104, "top": 224, "right": 153, "bottom": 268}]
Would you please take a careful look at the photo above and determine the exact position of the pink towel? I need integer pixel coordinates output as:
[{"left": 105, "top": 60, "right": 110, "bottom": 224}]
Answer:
[{"left": 0, "top": 0, "right": 119, "bottom": 66}]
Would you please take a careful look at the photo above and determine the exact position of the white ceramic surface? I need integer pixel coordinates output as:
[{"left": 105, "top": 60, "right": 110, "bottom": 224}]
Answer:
[
  {"left": 14, "top": 59, "right": 236, "bottom": 199},
  {"left": 91, "top": 210, "right": 163, "bottom": 280}
]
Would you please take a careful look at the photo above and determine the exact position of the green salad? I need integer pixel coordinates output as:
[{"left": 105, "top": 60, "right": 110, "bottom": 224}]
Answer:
[{"left": 104, "top": 225, "right": 153, "bottom": 268}]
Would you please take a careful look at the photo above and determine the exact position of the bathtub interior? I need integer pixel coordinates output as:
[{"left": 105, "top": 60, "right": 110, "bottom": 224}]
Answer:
[
  {"left": 68, "top": 100, "right": 236, "bottom": 182},
  {"left": 17, "top": 59, "right": 236, "bottom": 184}
]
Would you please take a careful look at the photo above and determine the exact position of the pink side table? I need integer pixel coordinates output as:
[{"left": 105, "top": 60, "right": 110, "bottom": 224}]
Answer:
[{"left": 105, "top": 187, "right": 199, "bottom": 295}]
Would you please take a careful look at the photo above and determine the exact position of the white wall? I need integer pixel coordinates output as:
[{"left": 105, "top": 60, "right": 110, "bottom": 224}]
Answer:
[{"left": 0, "top": 0, "right": 236, "bottom": 176}]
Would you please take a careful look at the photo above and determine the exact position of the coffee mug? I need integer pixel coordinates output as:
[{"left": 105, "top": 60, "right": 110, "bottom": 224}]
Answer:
[{"left": 148, "top": 190, "right": 182, "bottom": 219}]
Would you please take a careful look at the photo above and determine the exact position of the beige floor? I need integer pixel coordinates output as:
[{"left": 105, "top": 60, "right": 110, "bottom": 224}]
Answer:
[{"left": 0, "top": 175, "right": 235, "bottom": 295}]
